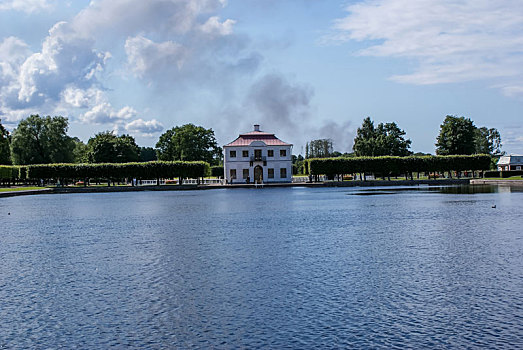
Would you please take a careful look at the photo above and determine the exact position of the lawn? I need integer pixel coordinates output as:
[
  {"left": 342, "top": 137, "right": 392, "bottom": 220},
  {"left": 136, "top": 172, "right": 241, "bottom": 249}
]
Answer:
[
  {"left": 483, "top": 176, "right": 523, "bottom": 180},
  {"left": 0, "top": 186, "right": 48, "bottom": 192}
]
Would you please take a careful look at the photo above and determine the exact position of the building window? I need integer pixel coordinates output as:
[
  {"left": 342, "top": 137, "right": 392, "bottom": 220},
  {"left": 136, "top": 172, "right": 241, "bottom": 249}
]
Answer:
[
  {"left": 268, "top": 168, "right": 274, "bottom": 178},
  {"left": 243, "top": 169, "right": 249, "bottom": 179},
  {"left": 280, "top": 149, "right": 286, "bottom": 157},
  {"left": 517, "top": 166, "right": 522, "bottom": 170},
  {"left": 230, "top": 150, "right": 236, "bottom": 158},
  {"left": 230, "top": 169, "right": 236, "bottom": 179},
  {"left": 268, "top": 150, "right": 274, "bottom": 157},
  {"left": 254, "top": 149, "right": 262, "bottom": 161},
  {"left": 242, "top": 150, "right": 249, "bottom": 157},
  {"left": 280, "top": 168, "right": 287, "bottom": 178}
]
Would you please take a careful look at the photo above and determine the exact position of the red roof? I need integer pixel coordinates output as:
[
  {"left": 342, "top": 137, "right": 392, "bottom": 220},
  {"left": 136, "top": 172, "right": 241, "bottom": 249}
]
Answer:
[{"left": 225, "top": 130, "right": 292, "bottom": 147}]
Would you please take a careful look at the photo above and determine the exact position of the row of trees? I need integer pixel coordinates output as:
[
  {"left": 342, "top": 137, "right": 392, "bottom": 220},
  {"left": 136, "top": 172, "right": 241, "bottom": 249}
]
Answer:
[
  {"left": 306, "top": 155, "right": 492, "bottom": 180},
  {"left": 0, "top": 161, "right": 210, "bottom": 184},
  {"left": 0, "top": 115, "right": 222, "bottom": 166}
]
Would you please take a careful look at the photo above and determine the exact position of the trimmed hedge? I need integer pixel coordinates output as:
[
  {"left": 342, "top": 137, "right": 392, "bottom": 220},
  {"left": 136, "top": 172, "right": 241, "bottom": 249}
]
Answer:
[
  {"left": 306, "top": 155, "right": 492, "bottom": 178},
  {"left": 211, "top": 166, "right": 224, "bottom": 177},
  {"left": 26, "top": 161, "right": 211, "bottom": 182},
  {"left": 0, "top": 165, "right": 26, "bottom": 180}
]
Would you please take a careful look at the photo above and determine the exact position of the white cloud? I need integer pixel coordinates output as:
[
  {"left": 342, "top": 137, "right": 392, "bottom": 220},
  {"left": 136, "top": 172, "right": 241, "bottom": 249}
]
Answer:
[
  {"left": 124, "top": 118, "right": 164, "bottom": 136},
  {"left": 200, "top": 16, "right": 236, "bottom": 36},
  {"left": 80, "top": 103, "right": 136, "bottom": 125},
  {"left": 331, "top": 0, "right": 523, "bottom": 91},
  {"left": 0, "top": 0, "right": 52, "bottom": 13},
  {"left": 125, "top": 36, "right": 187, "bottom": 79}
]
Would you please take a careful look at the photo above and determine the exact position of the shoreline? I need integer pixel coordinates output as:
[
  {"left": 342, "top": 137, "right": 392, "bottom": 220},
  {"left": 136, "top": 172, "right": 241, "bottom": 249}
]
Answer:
[{"left": 0, "top": 179, "right": 475, "bottom": 198}]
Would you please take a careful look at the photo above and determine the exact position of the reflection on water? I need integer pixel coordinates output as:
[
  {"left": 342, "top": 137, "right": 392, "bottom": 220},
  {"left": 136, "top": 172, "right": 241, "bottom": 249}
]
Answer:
[{"left": 0, "top": 186, "right": 522, "bottom": 349}]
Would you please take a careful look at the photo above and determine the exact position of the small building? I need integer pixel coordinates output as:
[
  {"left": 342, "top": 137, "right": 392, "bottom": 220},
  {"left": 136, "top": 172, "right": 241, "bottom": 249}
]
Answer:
[
  {"left": 223, "top": 124, "right": 293, "bottom": 184},
  {"left": 497, "top": 154, "right": 523, "bottom": 171}
]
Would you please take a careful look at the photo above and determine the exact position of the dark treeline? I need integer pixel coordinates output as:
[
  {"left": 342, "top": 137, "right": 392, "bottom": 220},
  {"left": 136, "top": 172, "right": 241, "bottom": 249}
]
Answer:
[{"left": 306, "top": 155, "right": 492, "bottom": 180}]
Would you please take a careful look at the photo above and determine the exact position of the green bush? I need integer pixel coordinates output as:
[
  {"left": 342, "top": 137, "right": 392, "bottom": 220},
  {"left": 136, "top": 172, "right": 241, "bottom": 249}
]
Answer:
[
  {"left": 25, "top": 161, "right": 211, "bottom": 183},
  {"left": 211, "top": 166, "right": 224, "bottom": 177},
  {"left": 306, "top": 155, "right": 492, "bottom": 178}
]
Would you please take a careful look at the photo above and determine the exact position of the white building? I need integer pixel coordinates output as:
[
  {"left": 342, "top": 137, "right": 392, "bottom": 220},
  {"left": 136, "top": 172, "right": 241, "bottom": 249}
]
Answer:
[
  {"left": 497, "top": 154, "right": 523, "bottom": 171},
  {"left": 224, "top": 125, "right": 293, "bottom": 184}
]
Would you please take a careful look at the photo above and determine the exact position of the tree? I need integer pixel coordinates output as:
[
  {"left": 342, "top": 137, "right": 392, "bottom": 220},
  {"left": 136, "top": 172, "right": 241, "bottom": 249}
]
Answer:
[
  {"left": 353, "top": 117, "right": 412, "bottom": 156},
  {"left": 139, "top": 147, "right": 157, "bottom": 162},
  {"left": 156, "top": 124, "right": 221, "bottom": 165},
  {"left": 474, "top": 127, "right": 502, "bottom": 155},
  {"left": 72, "top": 137, "right": 88, "bottom": 163},
  {"left": 87, "top": 131, "right": 140, "bottom": 163},
  {"left": 10, "top": 115, "right": 75, "bottom": 165},
  {"left": 305, "top": 139, "right": 333, "bottom": 158},
  {"left": 0, "top": 119, "right": 10, "bottom": 164},
  {"left": 435, "top": 116, "right": 476, "bottom": 155}
]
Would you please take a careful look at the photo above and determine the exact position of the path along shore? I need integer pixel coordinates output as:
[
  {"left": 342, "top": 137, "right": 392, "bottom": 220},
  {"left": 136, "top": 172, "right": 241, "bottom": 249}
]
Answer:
[{"left": 0, "top": 179, "right": 484, "bottom": 198}]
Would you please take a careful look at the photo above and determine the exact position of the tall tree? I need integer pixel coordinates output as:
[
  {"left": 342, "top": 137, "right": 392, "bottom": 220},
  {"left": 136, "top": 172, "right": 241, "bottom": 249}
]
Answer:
[
  {"left": 87, "top": 131, "right": 140, "bottom": 163},
  {"left": 156, "top": 124, "right": 221, "bottom": 164},
  {"left": 353, "top": 117, "right": 412, "bottom": 156},
  {"left": 305, "top": 139, "right": 333, "bottom": 158},
  {"left": 0, "top": 119, "right": 10, "bottom": 164},
  {"left": 139, "top": 147, "right": 157, "bottom": 162},
  {"left": 72, "top": 137, "right": 88, "bottom": 163},
  {"left": 10, "top": 115, "right": 75, "bottom": 164},
  {"left": 474, "top": 127, "right": 502, "bottom": 155},
  {"left": 435, "top": 115, "right": 477, "bottom": 155}
]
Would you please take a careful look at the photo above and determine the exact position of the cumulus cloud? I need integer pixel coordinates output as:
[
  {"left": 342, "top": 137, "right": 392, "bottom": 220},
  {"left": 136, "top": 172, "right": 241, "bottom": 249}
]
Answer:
[
  {"left": 124, "top": 118, "right": 164, "bottom": 136},
  {"left": 80, "top": 103, "right": 137, "bottom": 125},
  {"left": 0, "top": 0, "right": 52, "bottom": 13},
  {"left": 330, "top": 0, "right": 523, "bottom": 94},
  {"left": 125, "top": 36, "right": 187, "bottom": 79}
]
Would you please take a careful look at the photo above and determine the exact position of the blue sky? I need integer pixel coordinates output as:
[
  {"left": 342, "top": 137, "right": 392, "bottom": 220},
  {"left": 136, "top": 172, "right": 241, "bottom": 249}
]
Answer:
[{"left": 0, "top": 0, "right": 522, "bottom": 154}]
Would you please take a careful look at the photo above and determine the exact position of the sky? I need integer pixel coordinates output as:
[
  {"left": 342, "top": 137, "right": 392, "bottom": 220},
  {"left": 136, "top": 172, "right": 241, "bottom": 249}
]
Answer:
[{"left": 0, "top": 0, "right": 522, "bottom": 154}]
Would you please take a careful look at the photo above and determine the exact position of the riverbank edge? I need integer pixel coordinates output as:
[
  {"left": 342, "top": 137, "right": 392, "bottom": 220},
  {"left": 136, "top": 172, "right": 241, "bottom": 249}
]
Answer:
[
  {"left": 0, "top": 179, "right": 475, "bottom": 198},
  {"left": 470, "top": 179, "right": 523, "bottom": 186}
]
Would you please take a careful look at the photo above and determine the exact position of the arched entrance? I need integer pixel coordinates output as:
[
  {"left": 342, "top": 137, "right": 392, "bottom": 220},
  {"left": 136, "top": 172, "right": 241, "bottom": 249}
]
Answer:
[{"left": 254, "top": 165, "right": 263, "bottom": 183}]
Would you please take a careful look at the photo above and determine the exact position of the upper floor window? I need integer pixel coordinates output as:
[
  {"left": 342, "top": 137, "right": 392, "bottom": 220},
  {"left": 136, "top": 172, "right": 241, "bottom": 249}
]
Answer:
[
  {"left": 230, "top": 150, "right": 236, "bottom": 158},
  {"left": 268, "top": 150, "right": 274, "bottom": 157},
  {"left": 280, "top": 149, "right": 286, "bottom": 157},
  {"left": 242, "top": 150, "right": 249, "bottom": 157}
]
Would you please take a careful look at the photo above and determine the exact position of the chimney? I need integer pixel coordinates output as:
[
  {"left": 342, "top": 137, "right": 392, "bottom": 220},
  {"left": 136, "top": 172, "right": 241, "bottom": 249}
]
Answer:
[{"left": 254, "top": 124, "right": 260, "bottom": 132}]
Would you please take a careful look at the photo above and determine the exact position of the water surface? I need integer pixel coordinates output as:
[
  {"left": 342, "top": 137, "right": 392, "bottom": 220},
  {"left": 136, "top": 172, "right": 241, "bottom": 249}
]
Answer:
[{"left": 1, "top": 186, "right": 522, "bottom": 348}]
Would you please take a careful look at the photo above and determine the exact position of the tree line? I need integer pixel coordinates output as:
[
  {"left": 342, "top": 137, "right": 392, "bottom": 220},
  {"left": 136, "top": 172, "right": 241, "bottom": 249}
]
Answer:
[{"left": 0, "top": 115, "right": 222, "bottom": 166}]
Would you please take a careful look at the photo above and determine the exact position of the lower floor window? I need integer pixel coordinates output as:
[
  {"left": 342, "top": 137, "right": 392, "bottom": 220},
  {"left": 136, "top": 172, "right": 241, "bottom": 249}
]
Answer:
[
  {"left": 280, "top": 168, "right": 287, "bottom": 178},
  {"left": 230, "top": 169, "right": 236, "bottom": 179},
  {"left": 243, "top": 169, "right": 249, "bottom": 179},
  {"left": 268, "top": 168, "right": 274, "bottom": 178}
]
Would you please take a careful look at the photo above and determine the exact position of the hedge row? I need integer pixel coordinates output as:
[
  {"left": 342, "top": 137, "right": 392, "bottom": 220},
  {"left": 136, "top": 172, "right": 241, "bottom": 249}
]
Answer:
[
  {"left": 25, "top": 161, "right": 211, "bottom": 181},
  {"left": 0, "top": 166, "right": 26, "bottom": 180},
  {"left": 306, "top": 155, "right": 492, "bottom": 177},
  {"left": 211, "top": 166, "right": 224, "bottom": 177}
]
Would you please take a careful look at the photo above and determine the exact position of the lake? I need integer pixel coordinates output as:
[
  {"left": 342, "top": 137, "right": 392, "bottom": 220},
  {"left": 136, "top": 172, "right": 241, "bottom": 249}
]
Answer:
[{"left": 1, "top": 185, "right": 522, "bottom": 349}]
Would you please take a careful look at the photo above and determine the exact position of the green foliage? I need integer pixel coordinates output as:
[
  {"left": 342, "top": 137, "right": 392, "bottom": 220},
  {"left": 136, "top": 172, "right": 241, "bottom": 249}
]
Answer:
[
  {"left": 305, "top": 139, "right": 333, "bottom": 158},
  {"left": 139, "top": 147, "right": 157, "bottom": 162},
  {"left": 306, "top": 155, "right": 492, "bottom": 177},
  {"left": 0, "top": 119, "right": 10, "bottom": 165},
  {"left": 25, "top": 161, "right": 210, "bottom": 181},
  {"left": 211, "top": 166, "right": 224, "bottom": 177},
  {"left": 72, "top": 137, "right": 88, "bottom": 163},
  {"left": 87, "top": 132, "right": 140, "bottom": 163},
  {"left": 436, "top": 116, "right": 476, "bottom": 155},
  {"left": 353, "top": 117, "right": 412, "bottom": 156},
  {"left": 156, "top": 124, "right": 221, "bottom": 165},
  {"left": 10, "top": 115, "right": 75, "bottom": 165},
  {"left": 0, "top": 165, "right": 25, "bottom": 180},
  {"left": 474, "top": 127, "right": 502, "bottom": 155}
]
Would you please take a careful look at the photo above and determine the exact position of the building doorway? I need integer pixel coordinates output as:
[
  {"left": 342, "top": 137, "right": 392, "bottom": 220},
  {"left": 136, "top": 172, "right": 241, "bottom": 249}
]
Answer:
[{"left": 254, "top": 165, "right": 263, "bottom": 183}]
